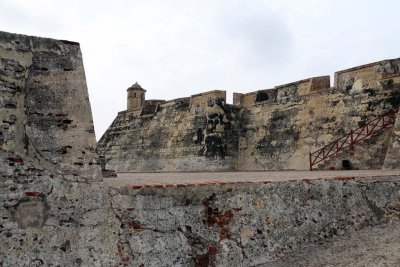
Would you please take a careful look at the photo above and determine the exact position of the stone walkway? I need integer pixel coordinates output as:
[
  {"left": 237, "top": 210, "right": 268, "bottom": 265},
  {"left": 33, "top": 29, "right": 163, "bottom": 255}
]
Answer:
[
  {"left": 104, "top": 170, "right": 400, "bottom": 188},
  {"left": 268, "top": 222, "right": 400, "bottom": 267}
]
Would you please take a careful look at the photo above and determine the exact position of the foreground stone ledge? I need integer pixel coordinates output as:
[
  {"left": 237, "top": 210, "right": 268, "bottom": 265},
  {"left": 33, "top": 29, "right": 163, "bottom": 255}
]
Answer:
[{"left": 106, "top": 175, "right": 400, "bottom": 266}]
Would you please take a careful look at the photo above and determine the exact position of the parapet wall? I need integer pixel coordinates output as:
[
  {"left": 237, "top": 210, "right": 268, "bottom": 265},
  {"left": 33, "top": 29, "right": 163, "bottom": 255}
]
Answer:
[
  {"left": 239, "top": 59, "right": 400, "bottom": 170},
  {"left": 234, "top": 75, "right": 331, "bottom": 108},
  {"left": 334, "top": 59, "right": 400, "bottom": 89},
  {"left": 3, "top": 168, "right": 400, "bottom": 266},
  {"left": 107, "top": 175, "right": 400, "bottom": 266}
]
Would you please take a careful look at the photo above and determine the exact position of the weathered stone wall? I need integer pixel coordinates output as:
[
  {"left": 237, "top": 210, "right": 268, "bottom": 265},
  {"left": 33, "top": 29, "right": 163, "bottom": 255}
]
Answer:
[
  {"left": 107, "top": 176, "right": 400, "bottom": 266},
  {"left": 239, "top": 60, "right": 400, "bottom": 170},
  {"left": 0, "top": 31, "right": 110, "bottom": 266},
  {"left": 0, "top": 31, "right": 101, "bottom": 180},
  {"left": 384, "top": 109, "right": 400, "bottom": 169},
  {"left": 99, "top": 59, "right": 400, "bottom": 172},
  {"left": 97, "top": 91, "right": 240, "bottom": 172}
]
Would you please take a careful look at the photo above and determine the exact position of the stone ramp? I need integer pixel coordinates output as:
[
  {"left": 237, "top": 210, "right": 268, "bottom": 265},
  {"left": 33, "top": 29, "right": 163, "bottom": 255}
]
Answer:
[
  {"left": 268, "top": 223, "right": 400, "bottom": 267},
  {"left": 105, "top": 170, "right": 400, "bottom": 188}
]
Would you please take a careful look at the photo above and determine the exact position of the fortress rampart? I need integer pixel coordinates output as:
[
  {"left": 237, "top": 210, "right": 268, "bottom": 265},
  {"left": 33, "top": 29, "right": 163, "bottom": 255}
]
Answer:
[{"left": 98, "top": 58, "right": 400, "bottom": 172}]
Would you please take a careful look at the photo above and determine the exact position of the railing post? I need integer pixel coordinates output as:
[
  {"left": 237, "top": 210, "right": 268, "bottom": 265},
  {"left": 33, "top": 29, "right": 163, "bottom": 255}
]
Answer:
[
  {"left": 309, "top": 153, "right": 312, "bottom": 171},
  {"left": 350, "top": 129, "right": 354, "bottom": 152}
]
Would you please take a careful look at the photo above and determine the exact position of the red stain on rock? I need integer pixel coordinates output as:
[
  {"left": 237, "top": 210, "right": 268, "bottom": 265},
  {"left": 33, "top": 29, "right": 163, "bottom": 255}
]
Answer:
[
  {"left": 25, "top": 191, "right": 40, "bottom": 197},
  {"left": 116, "top": 242, "right": 130, "bottom": 267},
  {"left": 203, "top": 194, "right": 235, "bottom": 242},
  {"left": 195, "top": 254, "right": 209, "bottom": 267},
  {"left": 217, "top": 210, "right": 233, "bottom": 227},
  {"left": 127, "top": 220, "right": 141, "bottom": 230},
  {"left": 220, "top": 227, "right": 231, "bottom": 241},
  {"left": 7, "top": 157, "right": 24, "bottom": 164},
  {"left": 131, "top": 185, "right": 142, "bottom": 189},
  {"left": 203, "top": 195, "right": 234, "bottom": 227},
  {"left": 333, "top": 176, "right": 355, "bottom": 181},
  {"left": 208, "top": 246, "right": 217, "bottom": 255}
]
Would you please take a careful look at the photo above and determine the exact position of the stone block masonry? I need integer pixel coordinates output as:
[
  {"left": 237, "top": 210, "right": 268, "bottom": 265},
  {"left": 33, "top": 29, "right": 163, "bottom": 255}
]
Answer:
[
  {"left": 98, "top": 58, "right": 400, "bottom": 172},
  {"left": 98, "top": 89, "right": 240, "bottom": 172},
  {"left": 0, "top": 31, "right": 101, "bottom": 181}
]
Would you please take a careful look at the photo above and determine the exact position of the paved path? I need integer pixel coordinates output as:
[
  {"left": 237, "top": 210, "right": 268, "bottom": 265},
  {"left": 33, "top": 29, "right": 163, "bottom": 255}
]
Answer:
[
  {"left": 268, "top": 223, "right": 400, "bottom": 267},
  {"left": 104, "top": 170, "right": 400, "bottom": 188}
]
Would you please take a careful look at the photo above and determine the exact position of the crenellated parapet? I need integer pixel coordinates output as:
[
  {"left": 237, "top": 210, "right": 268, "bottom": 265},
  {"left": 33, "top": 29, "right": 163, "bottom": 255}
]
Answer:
[{"left": 334, "top": 58, "right": 400, "bottom": 90}]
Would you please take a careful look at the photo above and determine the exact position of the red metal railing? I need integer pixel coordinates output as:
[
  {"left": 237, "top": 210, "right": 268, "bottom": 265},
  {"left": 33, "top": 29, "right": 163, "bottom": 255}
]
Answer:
[{"left": 309, "top": 108, "right": 398, "bottom": 170}]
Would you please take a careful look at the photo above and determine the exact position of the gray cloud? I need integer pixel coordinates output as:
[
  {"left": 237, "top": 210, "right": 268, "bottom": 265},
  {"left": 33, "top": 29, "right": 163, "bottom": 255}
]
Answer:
[{"left": 218, "top": 1, "right": 293, "bottom": 68}]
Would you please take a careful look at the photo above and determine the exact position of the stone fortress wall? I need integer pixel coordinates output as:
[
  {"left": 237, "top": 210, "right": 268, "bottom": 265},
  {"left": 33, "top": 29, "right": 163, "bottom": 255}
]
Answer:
[
  {"left": 0, "top": 31, "right": 113, "bottom": 266},
  {"left": 1, "top": 31, "right": 400, "bottom": 266},
  {"left": 98, "top": 88, "right": 241, "bottom": 172},
  {"left": 98, "top": 58, "right": 400, "bottom": 172}
]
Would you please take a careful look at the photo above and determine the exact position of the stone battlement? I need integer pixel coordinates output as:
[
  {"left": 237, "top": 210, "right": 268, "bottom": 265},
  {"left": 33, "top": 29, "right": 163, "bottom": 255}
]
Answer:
[
  {"left": 99, "top": 57, "right": 400, "bottom": 172},
  {"left": 121, "top": 57, "right": 400, "bottom": 113}
]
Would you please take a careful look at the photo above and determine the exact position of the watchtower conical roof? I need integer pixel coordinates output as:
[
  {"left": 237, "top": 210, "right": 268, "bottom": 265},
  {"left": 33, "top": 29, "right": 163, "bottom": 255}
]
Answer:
[{"left": 127, "top": 82, "right": 146, "bottom": 92}]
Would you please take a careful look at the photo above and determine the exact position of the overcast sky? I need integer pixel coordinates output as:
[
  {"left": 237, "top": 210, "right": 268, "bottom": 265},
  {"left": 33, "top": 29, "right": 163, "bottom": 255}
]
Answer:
[{"left": 1, "top": 0, "right": 399, "bottom": 139}]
